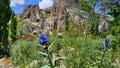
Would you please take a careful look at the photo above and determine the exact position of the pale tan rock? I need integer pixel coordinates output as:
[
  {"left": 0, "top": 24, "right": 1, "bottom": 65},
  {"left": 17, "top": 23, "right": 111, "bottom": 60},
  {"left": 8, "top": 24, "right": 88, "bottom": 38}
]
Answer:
[
  {"left": 69, "top": 47, "right": 75, "bottom": 51},
  {"left": 98, "top": 19, "right": 108, "bottom": 32},
  {"left": 50, "top": 0, "right": 66, "bottom": 32},
  {"left": 0, "top": 58, "right": 13, "bottom": 68},
  {"left": 58, "top": 49, "right": 65, "bottom": 56}
]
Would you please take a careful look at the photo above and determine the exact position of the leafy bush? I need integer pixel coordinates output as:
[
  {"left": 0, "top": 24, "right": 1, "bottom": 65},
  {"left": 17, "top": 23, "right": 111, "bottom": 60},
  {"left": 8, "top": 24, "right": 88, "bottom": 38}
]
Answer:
[
  {"left": 10, "top": 40, "right": 41, "bottom": 67},
  {"left": 109, "top": 26, "right": 120, "bottom": 36},
  {"left": 48, "top": 35, "right": 119, "bottom": 68},
  {"left": 111, "top": 34, "right": 120, "bottom": 58},
  {"left": 9, "top": 33, "right": 120, "bottom": 68}
]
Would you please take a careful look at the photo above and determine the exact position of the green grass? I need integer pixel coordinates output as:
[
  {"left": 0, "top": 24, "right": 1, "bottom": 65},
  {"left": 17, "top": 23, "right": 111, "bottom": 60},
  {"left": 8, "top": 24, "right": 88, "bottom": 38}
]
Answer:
[{"left": 9, "top": 34, "right": 120, "bottom": 68}]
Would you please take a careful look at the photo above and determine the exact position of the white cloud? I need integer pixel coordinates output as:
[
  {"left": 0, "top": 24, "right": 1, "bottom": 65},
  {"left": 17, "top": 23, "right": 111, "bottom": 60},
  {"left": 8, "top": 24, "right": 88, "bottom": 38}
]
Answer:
[
  {"left": 10, "top": 0, "right": 25, "bottom": 7},
  {"left": 39, "top": 0, "right": 54, "bottom": 9}
]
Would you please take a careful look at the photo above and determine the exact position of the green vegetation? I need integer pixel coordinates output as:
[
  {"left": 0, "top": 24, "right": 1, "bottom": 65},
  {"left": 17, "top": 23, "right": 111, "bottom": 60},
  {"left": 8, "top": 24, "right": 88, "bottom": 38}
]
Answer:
[
  {"left": 44, "top": 13, "right": 51, "bottom": 18},
  {"left": 0, "top": 0, "right": 11, "bottom": 51},
  {"left": 10, "top": 11, "right": 17, "bottom": 43},
  {"left": 9, "top": 34, "right": 120, "bottom": 68},
  {"left": 65, "top": 11, "right": 69, "bottom": 32},
  {"left": 0, "top": 0, "right": 120, "bottom": 68},
  {"left": 10, "top": 40, "right": 41, "bottom": 67}
]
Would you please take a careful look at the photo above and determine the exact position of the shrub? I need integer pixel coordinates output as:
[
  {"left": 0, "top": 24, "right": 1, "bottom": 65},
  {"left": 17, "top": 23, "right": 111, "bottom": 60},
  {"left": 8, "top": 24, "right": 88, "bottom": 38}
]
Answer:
[{"left": 10, "top": 40, "right": 41, "bottom": 67}]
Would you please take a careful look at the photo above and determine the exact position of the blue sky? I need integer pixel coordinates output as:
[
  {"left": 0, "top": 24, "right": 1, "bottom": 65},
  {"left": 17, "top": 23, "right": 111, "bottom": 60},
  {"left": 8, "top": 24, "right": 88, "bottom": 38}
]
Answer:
[
  {"left": 10, "top": 0, "right": 99, "bottom": 14},
  {"left": 10, "top": 0, "right": 54, "bottom": 14},
  {"left": 94, "top": 1, "right": 101, "bottom": 13}
]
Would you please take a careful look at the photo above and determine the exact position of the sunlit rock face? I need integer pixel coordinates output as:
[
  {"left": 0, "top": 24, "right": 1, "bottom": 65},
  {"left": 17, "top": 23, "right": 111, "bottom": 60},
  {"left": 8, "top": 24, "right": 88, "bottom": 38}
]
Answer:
[
  {"left": 98, "top": 19, "right": 108, "bottom": 33},
  {"left": 17, "top": 0, "right": 85, "bottom": 36},
  {"left": 98, "top": 14, "right": 114, "bottom": 33},
  {"left": 50, "top": 0, "right": 66, "bottom": 32},
  {"left": 0, "top": 58, "right": 12, "bottom": 68},
  {"left": 19, "top": 5, "right": 43, "bottom": 22},
  {"left": 18, "top": 5, "right": 48, "bottom": 34}
]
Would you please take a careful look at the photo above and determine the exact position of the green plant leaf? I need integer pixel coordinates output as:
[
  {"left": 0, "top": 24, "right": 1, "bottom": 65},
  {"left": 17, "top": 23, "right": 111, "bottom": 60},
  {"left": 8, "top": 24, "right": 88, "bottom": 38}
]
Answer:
[
  {"left": 48, "top": 40, "right": 56, "bottom": 50},
  {"left": 38, "top": 51, "right": 48, "bottom": 57},
  {"left": 41, "top": 65, "right": 51, "bottom": 68}
]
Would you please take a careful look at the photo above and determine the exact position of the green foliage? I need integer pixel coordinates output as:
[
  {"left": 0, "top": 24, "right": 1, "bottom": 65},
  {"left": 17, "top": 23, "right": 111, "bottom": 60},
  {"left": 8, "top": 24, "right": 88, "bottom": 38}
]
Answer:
[
  {"left": 109, "top": 3, "right": 120, "bottom": 26},
  {"left": 50, "top": 34, "right": 120, "bottom": 68},
  {"left": 1, "top": 0, "right": 120, "bottom": 68},
  {"left": 108, "top": 26, "right": 120, "bottom": 36},
  {"left": 0, "top": 0, "right": 11, "bottom": 56},
  {"left": 111, "top": 34, "right": 120, "bottom": 51},
  {"left": 16, "top": 18, "right": 24, "bottom": 35},
  {"left": 90, "top": 18, "right": 100, "bottom": 35},
  {"left": 78, "top": 0, "right": 94, "bottom": 13},
  {"left": 10, "top": 40, "right": 41, "bottom": 67},
  {"left": 68, "top": 19, "right": 78, "bottom": 36},
  {"left": 8, "top": 33, "right": 120, "bottom": 68},
  {"left": 10, "top": 11, "right": 17, "bottom": 43},
  {"left": 109, "top": 1, "right": 120, "bottom": 18},
  {"left": 108, "top": 3, "right": 120, "bottom": 36},
  {"left": 65, "top": 11, "right": 69, "bottom": 32},
  {"left": 77, "top": 0, "right": 100, "bottom": 36},
  {"left": 44, "top": 13, "right": 51, "bottom": 18}
]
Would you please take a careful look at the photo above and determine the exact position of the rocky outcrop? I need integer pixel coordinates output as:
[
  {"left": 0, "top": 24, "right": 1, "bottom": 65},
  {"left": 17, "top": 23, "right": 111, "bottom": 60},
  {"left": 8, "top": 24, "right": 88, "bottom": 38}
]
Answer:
[
  {"left": 17, "top": 0, "right": 88, "bottom": 36},
  {"left": 98, "top": 14, "right": 114, "bottom": 32},
  {"left": 50, "top": 0, "right": 66, "bottom": 32},
  {"left": 20, "top": 5, "right": 43, "bottom": 22},
  {"left": 98, "top": 19, "right": 108, "bottom": 32},
  {"left": 0, "top": 58, "right": 12, "bottom": 68},
  {"left": 18, "top": 5, "right": 48, "bottom": 35}
]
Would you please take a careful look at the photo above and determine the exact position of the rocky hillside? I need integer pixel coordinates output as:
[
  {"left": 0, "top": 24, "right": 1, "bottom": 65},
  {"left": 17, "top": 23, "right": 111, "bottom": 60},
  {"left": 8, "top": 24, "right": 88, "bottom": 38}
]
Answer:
[
  {"left": 17, "top": 0, "right": 113, "bottom": 37},
  {"left": 17, "top": 0, "right": 69, "bottom": 35},
  {"left": 17, "top": 4, "right": 48, "bottom": 35},
  {"left": 17, "top": 5, "right": 43, "bottom": 22},
  {"left": 16, "top": 0, "right": 89, "bottom": 36}
]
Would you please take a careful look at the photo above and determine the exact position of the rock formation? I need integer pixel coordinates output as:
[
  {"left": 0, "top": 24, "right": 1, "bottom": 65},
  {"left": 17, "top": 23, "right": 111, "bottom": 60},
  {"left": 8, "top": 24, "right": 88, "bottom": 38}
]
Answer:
[
  {"left": 0, "top": 58, "right": 12, "bottom": 68},
  {"left": 98, "top": 19, "right": 108, "bottom": 32},
  {"left": 50, "top": 0, "right": 66, "bottom": 32},
  {"left": 98, "top": 14, "right": 114, "bottom": 32},
  {"left": 17, "top": 0, "right": 82, "bottom": 36},
  {"left": 20, "top": 5, "right": 43, "bottom": 22},
  {"left": 18, "top": 5, "right": 48, "bottom": 34}
]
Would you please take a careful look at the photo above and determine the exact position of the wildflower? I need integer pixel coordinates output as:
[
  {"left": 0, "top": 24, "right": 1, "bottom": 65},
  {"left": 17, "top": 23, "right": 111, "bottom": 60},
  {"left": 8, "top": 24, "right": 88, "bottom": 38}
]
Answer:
[
  {"left": 56, "top": 42, "right": 61, "bottom": 50},
  {"left": 56, "top": 42, "right": 60, "bottom": 47},
  {"left": 105, "top": 38, "right": 110, "bottom": 47},
  {"left": 38, "top": 33, "right": 49, "bottom": 45},
  {"left": 103, "top": 38, "right": 110, "bottom": 47}
]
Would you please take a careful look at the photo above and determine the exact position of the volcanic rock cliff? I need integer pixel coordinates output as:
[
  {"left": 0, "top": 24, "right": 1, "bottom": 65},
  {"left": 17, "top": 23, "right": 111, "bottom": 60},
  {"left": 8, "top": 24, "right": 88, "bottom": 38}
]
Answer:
[{"left": 17, "top": 0, "right": 86, "bottom": 36}]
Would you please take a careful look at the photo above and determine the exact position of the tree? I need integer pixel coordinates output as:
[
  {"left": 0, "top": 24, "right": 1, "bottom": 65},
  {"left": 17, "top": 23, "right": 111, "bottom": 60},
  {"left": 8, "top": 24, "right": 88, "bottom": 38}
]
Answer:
[
  {"left": 92, "top": 0, "right": 120, "bottom": 35},
  {"left": 109, "top": 1, "right": 120, "bottom": 25},
  {"left": 0, "top": 0, "right": 11, "bottom": 57},
  {"left": 79, "top": 0, "right": 94, "bottom": 13},
  {"left": 78, "top": 0, "right": 100, "bottom": 35},
  {"left": 108, "top": 1, "right": 120, "bottom": 35},
  {"left": 11, "top": 11, "right": 17, "bottom": 43}
]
